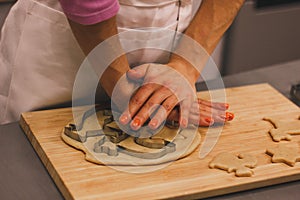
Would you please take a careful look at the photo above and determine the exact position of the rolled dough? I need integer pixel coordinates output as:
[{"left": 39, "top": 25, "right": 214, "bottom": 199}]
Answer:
[{"left": 61, "top": 109, "right": 201, "bottom": 166}]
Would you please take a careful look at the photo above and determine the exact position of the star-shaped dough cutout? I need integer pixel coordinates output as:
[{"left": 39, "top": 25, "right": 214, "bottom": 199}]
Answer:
[
  {"left": 209, "top": 152, "right": 257, "bottom": 177},
  {"left": 266, "top": 143, "right": 300, "bottom": 166},
  {"left": 263, "top": 116, "right": 300, "bottom": 142}
]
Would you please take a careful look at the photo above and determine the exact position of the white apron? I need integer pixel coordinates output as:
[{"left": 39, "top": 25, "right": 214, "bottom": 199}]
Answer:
[{"left": 0, "top": 0, "right": 202, "bottom": 124}]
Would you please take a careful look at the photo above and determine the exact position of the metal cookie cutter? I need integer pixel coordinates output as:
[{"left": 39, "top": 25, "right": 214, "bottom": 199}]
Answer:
[{"left": 64, "top": 106, "right": 178, "bottom": 159}]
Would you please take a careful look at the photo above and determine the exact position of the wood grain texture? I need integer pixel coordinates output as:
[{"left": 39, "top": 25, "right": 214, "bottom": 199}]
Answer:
[{"left": 20, "top": 84, "right": 300, "bottom": 200}]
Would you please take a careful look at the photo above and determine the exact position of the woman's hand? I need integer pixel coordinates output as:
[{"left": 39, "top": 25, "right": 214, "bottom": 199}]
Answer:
[{"left": 118, "top": 63, "right": 196, "bottom": 130}]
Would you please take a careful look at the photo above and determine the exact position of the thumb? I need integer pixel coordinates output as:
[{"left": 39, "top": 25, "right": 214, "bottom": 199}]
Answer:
[{"left": 127, "top": 63, "right": 149, "bottom": 81}]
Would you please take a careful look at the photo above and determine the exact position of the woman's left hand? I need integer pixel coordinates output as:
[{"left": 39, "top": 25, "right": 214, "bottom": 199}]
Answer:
[{"left": 118, "top": 63, "right": 197, "bottom": 130}]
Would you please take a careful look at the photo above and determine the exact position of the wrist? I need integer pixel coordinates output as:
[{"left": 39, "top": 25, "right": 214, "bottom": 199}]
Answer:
[
  {"left": 168, "top": 55, "right": 200, "bottom": 85},
  {"left": 100, "top": 56, "right": 130, "bottom": 97}
]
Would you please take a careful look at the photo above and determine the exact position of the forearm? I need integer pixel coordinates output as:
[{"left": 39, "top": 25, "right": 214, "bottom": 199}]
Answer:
[
  {"left": 169, "top": 0, "right": 245, "bottom": 83},
  {"left": 68, "top": 16, "right": 130, "bottom": 97},
  {"left": 185, "top": 0, "right": 245, "bottom": 54}
]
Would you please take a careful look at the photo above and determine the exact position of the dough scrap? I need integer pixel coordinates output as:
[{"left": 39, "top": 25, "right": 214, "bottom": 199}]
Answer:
[
  {"left": 61, "top": 109, "right": 201, "bottom": 166},
  {"left": 263, "top": 116, "right": 300, "bottom": 142},
  {"left": 209, "top": 152, "right": 257, "bottom": 177},
  {"left": 266, "top": 143, "right": 300, "bottom": 167}
]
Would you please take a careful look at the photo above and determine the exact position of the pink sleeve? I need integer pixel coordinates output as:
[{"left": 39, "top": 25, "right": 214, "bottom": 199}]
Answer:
[{"left": 58, "top": 0, "right": 120, "bottom": 25}]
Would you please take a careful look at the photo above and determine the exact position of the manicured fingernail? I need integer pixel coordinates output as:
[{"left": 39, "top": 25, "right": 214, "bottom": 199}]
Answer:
[
  {"left": 131, "top": 118, "right": 141, "bottom": 130},
  {"left": 225, "top": 103, "right": 229, "bottom": 109},
  {"left": 119, "top": 114, "right": 130, "bottom": 124},
  {"left": 205, "top": 117, "right": 214, "bottom": 125},
  {"left": 149, "top": 119, "right": 158, "bottom": 129},
  {"left": 226, "top": 112, "right": 234, "bottom": 121}
]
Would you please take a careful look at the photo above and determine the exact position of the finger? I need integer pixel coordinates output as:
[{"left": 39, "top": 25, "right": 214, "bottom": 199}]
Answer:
[
  {"left": 130, "top": 87, "right": 173, "bottom": 130},
  {"left": 190, "top": 102, "right": 226, "bottom": 118},
  {"left": 179, "top": 95, "right": 193, "bottom": 128},
  {"left": 149, "top": 95, "right": 179, "bottom": 129},
  {"left": 119, "top": 109, "right": 132, "bottom": 125},
  {"left": 119, "top": 83, "right": 157, "bottom": 125},
  {"left": 192, "top": 108, "right": 225, "bottom": 123},
  {"left": 197, "top": 99, "right": 229, "bottom": 110},
  {"left": 189, "top": 108, "right": 235, "bottom": 125},
  {"left": 129, "top": 83, "right": 158, "bottom": 114},
  {"left": 189, "top": 114, "right": 215, "bottom": 127},
  {"left": 190, "top": 106, "right": 235, "bottom": 123},
  {"left": 167, "top": 103, "right": 226, "bottom": 124},
  {"left": 166, "top": 107, "right": 215, "bottom": 127},
  {"left": 193, "top": 105, "right": 234, "bottom": 122},
  {"left": 127, "top": 64, "right": 149, "bottom": 81},
  {"left": 166, "top": 106, "right": 179, "bottom": 122}
]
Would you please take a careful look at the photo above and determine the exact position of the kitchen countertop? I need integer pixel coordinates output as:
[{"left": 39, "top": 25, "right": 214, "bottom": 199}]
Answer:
[{"left": 0, "top": 59, "right": 299, "bottom": 200}]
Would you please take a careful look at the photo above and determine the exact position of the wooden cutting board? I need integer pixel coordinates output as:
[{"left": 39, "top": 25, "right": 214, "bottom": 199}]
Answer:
[{"left": 20, "top": 83, "right": 300, "bottom": 200}]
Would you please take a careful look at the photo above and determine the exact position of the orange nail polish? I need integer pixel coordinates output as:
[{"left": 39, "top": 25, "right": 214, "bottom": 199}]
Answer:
[
  {"left": 225, "top": 112, "right": 230, "bottom": 120},
  {"left": 226, "top": 112, "right": 234, "bottom": 120},
  {"left": 132, "top": 118, "right": 141, "bottom": 127},
  {"left": 225, "top": 103, "right": 229, "bottom": 109},
  {"left": 205, "top": 117, "right": 212, "bottom": 123}
]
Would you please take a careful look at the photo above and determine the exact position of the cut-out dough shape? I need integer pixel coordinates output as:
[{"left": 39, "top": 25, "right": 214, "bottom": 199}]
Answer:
[
  {"left": 266, "top": 143, "right": 300, "bottom": 166},
  {"left": 209, "top": 152, "right": 257, "bottom": 177},
  {"left": 263, "top": 116, "right": 300, "bottom": 142}
]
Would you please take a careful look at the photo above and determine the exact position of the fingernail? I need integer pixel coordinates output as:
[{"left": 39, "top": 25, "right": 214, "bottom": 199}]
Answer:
[
  {"left": 226, "top": 112, "right": 234, "bottom": 121},
  {"left": 225, "top": 103, "right": 229, "bottom": 109},
  {"left": 131, "top": 118, "right": 141, "bottom": 130},
  {"left": 205, "top": 117, "right": 214, "bottom": 125},
  {"left": 119, "top": 114, "right": 129, "bottom": 124},
  {"left": 149, "top": 119, "right": 158, "bottom": 129}
]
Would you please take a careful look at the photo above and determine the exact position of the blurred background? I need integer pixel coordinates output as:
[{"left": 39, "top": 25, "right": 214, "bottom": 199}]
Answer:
[{"left": 1, "top": 0, "right": 300, "bottom": 79}]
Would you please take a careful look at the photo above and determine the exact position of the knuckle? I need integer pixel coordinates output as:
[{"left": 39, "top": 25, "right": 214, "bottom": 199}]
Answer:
[
  {"left": 130, "top": 96, "right": 143, "bottom": 106},
  {"left": 139, "top": 84, "right": 152, "bottom": 91},
  {"left": 163, "top": 100, "right": 177, "bottom": 112},
  {"left": 160, "top": 86, "right": 170, "bottom": 93},
  {"left": 147, "top": 101, "right": 154, "bottom": 107},
  {"left": 163, "top": 103, "right": 173, "bottom": 112}
]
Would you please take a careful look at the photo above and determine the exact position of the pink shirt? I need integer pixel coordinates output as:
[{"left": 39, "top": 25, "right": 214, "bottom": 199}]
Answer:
[{"left": 59, "top": 0, "right": 119, "bottom": 25}]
